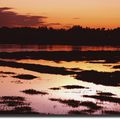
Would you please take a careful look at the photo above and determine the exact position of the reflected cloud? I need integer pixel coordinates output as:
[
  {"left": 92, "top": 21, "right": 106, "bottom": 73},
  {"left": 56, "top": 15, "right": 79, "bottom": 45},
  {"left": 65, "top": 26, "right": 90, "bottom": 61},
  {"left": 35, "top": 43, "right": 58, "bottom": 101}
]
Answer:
[
  {"left": 45, "top": 23, "right": 61, "bottom": 27},
  {"left": 73, "top": 17, "right": 80, "bottom": 20}
]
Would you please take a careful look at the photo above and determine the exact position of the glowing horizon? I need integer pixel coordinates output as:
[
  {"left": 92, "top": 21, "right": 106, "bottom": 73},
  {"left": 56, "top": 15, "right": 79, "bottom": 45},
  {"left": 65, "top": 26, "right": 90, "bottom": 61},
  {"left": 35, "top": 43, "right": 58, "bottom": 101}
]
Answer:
[{"left": 0, "top": 0, "right": 120, "bottom": 29}]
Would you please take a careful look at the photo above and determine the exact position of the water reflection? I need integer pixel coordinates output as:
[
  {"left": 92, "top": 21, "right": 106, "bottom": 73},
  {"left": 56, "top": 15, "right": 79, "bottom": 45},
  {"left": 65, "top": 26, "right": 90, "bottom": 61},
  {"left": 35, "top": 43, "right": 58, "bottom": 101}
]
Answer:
[
  {"left": 0, "top": 44, "right": 120, "bottom": 52},
  {"left": 0, "top": 65, "right": 120, "bottom": 115},
  {"left": 0, "top": 45, "right": 120, "bottom": 116},
  {"left": 17, "top": 59, "right": 120, "bottom": 72}
]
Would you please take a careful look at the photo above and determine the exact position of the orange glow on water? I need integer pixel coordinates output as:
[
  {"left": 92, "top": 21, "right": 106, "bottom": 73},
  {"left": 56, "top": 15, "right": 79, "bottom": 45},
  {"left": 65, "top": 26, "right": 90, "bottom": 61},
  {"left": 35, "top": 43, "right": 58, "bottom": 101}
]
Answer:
[{"left": 17, "top": 59, "right": 120, "bottom": 72}]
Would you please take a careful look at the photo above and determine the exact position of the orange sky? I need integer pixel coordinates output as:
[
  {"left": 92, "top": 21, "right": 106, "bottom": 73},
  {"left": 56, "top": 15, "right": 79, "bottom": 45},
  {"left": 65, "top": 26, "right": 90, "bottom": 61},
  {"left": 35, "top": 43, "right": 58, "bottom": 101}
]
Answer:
[{"left": 0, "top": 0, "right": 120, "bottom": 28}]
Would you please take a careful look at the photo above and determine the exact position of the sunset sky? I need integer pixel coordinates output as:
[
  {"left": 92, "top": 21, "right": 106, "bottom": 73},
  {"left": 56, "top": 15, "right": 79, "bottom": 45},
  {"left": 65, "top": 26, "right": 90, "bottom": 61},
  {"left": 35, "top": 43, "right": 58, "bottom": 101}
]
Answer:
[{"left": 0, "top": 0, "right": 120, "bottom": 28}]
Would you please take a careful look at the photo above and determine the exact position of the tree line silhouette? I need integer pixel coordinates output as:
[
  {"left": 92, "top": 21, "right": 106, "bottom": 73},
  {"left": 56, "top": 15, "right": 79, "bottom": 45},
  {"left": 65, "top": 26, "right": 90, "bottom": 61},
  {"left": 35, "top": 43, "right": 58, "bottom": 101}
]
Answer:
[{"left": 0, "top": 26, "right": 120, "bottom": 45}]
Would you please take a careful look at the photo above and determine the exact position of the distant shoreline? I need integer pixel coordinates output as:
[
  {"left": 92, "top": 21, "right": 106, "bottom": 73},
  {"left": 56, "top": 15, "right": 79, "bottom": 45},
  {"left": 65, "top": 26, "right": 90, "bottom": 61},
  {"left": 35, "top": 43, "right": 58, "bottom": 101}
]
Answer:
[
  {"left": 0, "top": 26, "right": 120, "bottom": 45},
  {"left": 0, "top": 43, "right": 120, "bottom": 47}
]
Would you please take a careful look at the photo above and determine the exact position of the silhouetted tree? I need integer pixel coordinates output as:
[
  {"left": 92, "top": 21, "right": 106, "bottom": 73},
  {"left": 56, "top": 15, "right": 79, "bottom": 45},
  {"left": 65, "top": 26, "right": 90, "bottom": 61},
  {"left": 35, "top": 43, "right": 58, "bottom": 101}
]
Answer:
[{"left": 0, "top": 25, "right": 120, "bottom": 45}]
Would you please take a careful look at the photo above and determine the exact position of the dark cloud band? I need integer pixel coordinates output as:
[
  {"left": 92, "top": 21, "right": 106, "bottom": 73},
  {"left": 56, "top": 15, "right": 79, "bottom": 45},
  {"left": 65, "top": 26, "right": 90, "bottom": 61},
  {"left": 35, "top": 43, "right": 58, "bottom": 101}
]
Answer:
[{"left": 0, "top": 7, "right": 47, "bottom": 27}]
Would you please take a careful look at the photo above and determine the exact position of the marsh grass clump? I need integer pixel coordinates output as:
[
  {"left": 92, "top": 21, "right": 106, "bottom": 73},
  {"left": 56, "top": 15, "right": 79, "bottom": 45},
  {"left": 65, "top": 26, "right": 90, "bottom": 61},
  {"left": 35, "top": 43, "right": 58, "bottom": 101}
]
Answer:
[
  {"left": 1, "top": 96, "right": 25, "bottom": 101},
  {"left": 97, "top": 92, "right": 115, "bottom": 96},
  {"left": 2, "top": 100, "right": 29, "bottom": 107},
  {"left": 49, "top": 98, "right": 102, "bottom": 110},
  {"left": 68, "top": 110, "right": 87, "bottom": 115},
  {"left": 80, "top": 101, "right": 102, "bottom": 110},
  {"left": 76, "top": 70, "right": 120, "bottom": 86},
  {"left": 104, "top": 110, "right": 120, "bottom": 115},
  {"left": 0, "top": 60, "right": 76, "bottom": 76},
  {"left": 49, "top": 98, "right": 80, "bottom": 108},
  {"left": 50, "top": 87, "right": 61, "bottom": 90},
  {"left": 0, "top": 71, "right": 15, "bottom": 75},
  {"left": 113, "top": 65, "right": 120, "bottom": 69},
  {"left": 13, "top": 74, "right": 37, "bottom": 80},
  {"left": 22, "top": 89, "right": 48, "bottom": 95},
  {"left": 62, "top": 85, "right": 87, "bottom": 89},
  {"left": 0, "top": 96, "right": 28, "bottom": 107},
  {"left": 84, "top": 95, "right": 120, "bottom": 103},
  {"left": 14, "top": 106, "right": 32, "bottom": 112},
  {"left": 0, "top": 96, "right": 40, "bottom": 115}
]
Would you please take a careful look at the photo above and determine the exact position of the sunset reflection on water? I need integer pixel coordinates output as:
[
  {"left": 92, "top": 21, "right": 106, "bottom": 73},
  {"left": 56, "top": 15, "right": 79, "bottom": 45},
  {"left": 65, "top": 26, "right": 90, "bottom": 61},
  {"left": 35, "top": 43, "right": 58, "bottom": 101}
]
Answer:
[{"left": 0, "top": 45, "right": 120, "bottom": 115}]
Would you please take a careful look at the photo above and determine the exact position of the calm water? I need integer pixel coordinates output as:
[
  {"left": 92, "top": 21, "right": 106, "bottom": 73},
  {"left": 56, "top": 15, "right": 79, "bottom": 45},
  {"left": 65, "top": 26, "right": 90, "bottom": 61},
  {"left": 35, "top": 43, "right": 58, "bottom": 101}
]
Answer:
[
  {"left": 0, "top": 44, "right": 120, "bottom": 52},
  {"left": 0, "top": 45, "right": 120, "bottom": 115}
]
